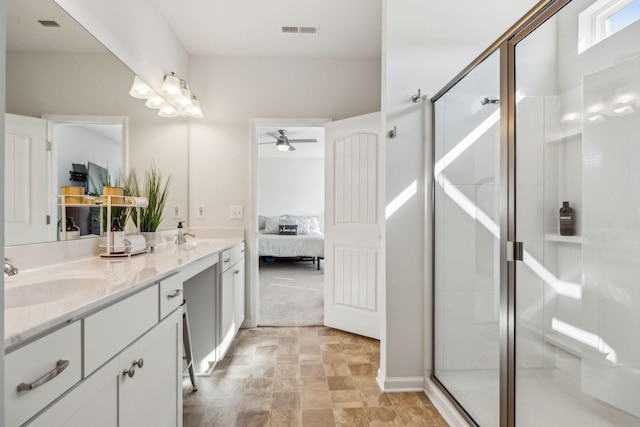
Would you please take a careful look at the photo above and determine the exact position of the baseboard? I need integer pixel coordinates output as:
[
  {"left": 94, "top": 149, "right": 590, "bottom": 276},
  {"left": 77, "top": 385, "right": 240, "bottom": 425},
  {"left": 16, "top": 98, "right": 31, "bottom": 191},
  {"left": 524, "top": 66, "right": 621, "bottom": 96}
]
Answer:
[
  {"left": 376, "top": 372, "right": 424, "bottom": 392},
  {"left": 424, "top": 377, "right": 472, "bottom": 427}
]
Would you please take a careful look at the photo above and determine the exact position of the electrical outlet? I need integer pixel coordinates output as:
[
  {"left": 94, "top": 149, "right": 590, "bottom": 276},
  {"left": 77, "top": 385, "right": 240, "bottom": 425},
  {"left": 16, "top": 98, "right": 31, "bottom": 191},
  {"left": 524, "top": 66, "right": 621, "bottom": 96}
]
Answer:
[
  {"left": 172, "top": 204, "right": 182, "bottom": 219},
  {"left": 196, "top": 205, "right": 206, "bottom": 219},
  {"left": 230, "top": 205, "right": 244, "bottom": 219}
]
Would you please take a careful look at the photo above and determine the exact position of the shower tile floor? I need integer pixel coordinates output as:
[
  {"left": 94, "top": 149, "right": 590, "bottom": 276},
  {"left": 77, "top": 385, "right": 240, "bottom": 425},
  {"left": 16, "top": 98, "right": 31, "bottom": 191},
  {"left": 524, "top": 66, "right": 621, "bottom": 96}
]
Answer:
[{"left": 183, "top": 326, "right": 448, "bottom": 426}]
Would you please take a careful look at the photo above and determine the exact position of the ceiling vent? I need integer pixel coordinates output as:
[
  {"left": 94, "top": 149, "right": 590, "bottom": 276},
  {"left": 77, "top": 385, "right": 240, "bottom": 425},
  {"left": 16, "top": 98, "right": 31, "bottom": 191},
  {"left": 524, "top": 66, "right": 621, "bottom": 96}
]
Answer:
[
  {"left": 37, "top": 20, "right": 61, "bottom": 28},
  {"left": 280, "top": 25, "right": 319, "bottom": 35}
]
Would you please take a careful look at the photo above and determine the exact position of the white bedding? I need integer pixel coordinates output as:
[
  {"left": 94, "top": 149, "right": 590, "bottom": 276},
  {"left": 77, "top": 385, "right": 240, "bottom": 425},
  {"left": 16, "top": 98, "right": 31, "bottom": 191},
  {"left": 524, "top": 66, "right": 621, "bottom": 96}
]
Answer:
[{"left": 258, "top": 229, "right": 324, "bottom": 258}]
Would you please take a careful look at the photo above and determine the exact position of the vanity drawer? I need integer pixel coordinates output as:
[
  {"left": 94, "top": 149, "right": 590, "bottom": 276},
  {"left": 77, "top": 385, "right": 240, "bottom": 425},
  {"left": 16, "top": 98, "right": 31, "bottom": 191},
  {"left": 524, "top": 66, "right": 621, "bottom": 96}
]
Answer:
[
  {"left": 159, "top": 273, "right": 184, "bottom": 319},
  {"left": 221, "top": 248, "right": 233, "bottom": 272},
  {"left": 5, "top": 322, "right": 82, "bottom": 427},
  {"left": 84, "top": 285, "right": 158, "bottom": 375},
  {"left": 221, "top": 243, "right": 245, "bottom": 273},
  {"left": 231, "top": 242, "right": 245, "bottom": 263}
]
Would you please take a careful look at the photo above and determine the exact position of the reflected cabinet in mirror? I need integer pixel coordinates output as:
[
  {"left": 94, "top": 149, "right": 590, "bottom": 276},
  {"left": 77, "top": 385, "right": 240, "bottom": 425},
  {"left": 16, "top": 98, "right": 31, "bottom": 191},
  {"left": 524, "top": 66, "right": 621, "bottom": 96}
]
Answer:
[{"left": 5, "top": 0, "right": 189, "bottom": 246}]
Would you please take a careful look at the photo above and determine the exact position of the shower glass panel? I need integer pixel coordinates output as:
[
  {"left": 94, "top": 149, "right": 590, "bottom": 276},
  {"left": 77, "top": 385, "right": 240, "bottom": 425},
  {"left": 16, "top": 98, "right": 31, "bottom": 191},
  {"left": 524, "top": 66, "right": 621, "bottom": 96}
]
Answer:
[
  {"left": 433, "top": 50, "right": 501, "bottom": 427},
  {"left": 514, "top": 0, "right": 640, "bottom": 425}
]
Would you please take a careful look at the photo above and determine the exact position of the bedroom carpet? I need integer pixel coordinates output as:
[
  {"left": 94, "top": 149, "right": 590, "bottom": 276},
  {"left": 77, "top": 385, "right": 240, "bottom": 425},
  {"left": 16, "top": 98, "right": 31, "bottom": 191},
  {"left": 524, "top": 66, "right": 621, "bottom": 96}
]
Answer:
[{"left": 259, "top": 260, "right": 324, "bottom": 327}]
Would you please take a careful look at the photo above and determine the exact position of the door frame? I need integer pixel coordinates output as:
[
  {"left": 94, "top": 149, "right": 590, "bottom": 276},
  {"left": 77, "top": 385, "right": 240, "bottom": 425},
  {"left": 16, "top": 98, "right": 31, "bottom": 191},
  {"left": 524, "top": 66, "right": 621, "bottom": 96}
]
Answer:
[
  {"left": 44, "top": 115, "right": 128, "bottom": 239},
  {"left": 248, "top": 117, "right": 331, "bottom": 328}
]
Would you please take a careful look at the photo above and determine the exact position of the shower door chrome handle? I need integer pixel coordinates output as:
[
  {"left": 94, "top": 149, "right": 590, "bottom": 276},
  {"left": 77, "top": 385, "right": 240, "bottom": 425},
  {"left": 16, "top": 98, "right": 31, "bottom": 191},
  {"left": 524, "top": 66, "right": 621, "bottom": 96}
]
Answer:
[{"left": 507, "top": 241, "right": 523, "bottom": 262}]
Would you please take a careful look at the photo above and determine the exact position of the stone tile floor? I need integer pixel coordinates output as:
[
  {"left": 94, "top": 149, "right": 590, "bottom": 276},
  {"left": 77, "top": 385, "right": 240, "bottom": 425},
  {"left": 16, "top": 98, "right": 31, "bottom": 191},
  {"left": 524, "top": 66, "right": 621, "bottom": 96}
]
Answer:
[{"left": 183, "top": 326, "right": 448, "bottom": 426}]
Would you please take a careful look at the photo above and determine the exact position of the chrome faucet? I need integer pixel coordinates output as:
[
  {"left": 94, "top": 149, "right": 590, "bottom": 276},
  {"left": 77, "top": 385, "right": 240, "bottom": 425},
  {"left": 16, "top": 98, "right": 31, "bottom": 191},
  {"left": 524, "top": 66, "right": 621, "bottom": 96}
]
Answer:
[
  {"left": 4, "top": 257, "right": 18, "bottom": 276},
  {"left": 175, "top": 222, "right": 195, "bottom": 245}
]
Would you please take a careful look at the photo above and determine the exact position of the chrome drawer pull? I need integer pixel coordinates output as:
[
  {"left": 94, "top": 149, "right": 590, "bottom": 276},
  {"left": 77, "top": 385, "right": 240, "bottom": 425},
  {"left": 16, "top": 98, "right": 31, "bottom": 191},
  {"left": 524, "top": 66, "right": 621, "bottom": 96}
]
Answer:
[
  {"left": 234, "top": 270, "right": 240, "bottom": 275},
  {"left": 17, "top": 359, "right": 69, "bottom": 392},
  {"left": 167, "top": 289, "right": 183, "bottom": 299},
  {"left": 133, "top": 358, "right": 144, "bottom": 368},
  {"left": 224, "top": 258, "right": 230, "bottom": 263},
  {"left": 123, "top": 367, "right": 135, "bottom": 378}
]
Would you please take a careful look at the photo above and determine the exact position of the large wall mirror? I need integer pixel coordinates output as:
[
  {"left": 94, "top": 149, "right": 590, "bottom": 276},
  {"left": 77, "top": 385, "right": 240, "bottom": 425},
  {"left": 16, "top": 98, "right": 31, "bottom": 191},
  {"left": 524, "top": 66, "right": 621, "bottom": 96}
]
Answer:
[{"left": 5, "top": 0, "right": 189, "bottom": 246}]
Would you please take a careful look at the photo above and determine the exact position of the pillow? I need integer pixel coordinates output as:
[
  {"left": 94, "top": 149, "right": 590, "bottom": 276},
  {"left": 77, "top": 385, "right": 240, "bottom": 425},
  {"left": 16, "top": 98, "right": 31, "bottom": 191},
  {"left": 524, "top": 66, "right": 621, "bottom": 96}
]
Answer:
[
  {"left": 264, "top": 217, "right": 297, "bottom": 234},
  {"left": 263, "top": 217, "right": 280, "bottom": 234},
  {"left": 294, "top": 217, "right": 311, "bottom": 234},
  {"left": 279, "top": 224, "right": 298, "bottom": 235}
]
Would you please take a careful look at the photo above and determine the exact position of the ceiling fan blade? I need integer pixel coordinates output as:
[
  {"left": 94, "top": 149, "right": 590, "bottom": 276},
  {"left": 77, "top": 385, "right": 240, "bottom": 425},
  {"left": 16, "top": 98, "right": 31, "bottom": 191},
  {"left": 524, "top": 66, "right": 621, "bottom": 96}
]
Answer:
[{"left": 288, "top": 139, "right": 317, "bottom": 143}]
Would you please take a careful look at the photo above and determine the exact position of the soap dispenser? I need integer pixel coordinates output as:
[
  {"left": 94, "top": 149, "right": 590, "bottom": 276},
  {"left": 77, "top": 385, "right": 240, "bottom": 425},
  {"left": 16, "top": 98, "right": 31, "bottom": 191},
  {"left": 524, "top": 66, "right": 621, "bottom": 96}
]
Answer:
[
  {"left": 111, "top": 218, "right": 125, "bottom": 254},
  {"left": 65, "top": 217, "right": 80, "bottom": 240},
  {"left": 176, "top": 221, "right": 185, "bottom": 248}
]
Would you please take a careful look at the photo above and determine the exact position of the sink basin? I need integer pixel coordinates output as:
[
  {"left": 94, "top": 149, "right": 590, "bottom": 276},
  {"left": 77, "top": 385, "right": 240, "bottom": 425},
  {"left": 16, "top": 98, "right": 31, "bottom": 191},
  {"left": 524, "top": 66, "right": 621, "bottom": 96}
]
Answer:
[{"left": 5, "top": 271, "right": 126, "bottom": 309}]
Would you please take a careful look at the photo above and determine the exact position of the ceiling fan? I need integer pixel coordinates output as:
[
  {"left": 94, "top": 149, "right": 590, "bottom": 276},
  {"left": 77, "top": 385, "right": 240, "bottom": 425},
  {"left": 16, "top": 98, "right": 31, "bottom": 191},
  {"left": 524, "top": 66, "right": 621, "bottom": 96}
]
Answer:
[{"left": 260, "top": 129, "right": 317, "bottom": 152}]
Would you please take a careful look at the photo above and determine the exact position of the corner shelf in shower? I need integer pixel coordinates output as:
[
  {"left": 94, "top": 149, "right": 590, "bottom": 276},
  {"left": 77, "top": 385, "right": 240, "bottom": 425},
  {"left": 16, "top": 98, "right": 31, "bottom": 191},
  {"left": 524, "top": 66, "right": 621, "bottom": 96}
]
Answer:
[
  {"left": 545, "top": 234, "right": 583, "bottom": 244},
  {"left": 545, "top": 127, "right": 582, "bottom": 144}
]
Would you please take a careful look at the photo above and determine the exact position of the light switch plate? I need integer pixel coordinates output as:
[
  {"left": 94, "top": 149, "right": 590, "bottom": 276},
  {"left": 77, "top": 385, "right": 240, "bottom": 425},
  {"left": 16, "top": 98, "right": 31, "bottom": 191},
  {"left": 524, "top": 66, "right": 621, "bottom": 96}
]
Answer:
[
  {"left": 230, "top": 205, "right": 244, "bottom": 219},
  {"left": 196, "top": 205, "right": 206, "bottom": 219},
  {"left": 172, "top": 204, "right": 182, "bottom": 219}
]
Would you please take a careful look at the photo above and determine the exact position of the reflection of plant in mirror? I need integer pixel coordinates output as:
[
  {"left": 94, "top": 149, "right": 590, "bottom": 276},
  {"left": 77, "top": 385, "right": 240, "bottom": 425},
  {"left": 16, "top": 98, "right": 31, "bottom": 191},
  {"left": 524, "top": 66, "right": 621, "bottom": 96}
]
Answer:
[
  {"left": 127, "top": 163, "right": 171, "bottom": 232},
  {"left": 90, "top": 167, "right": 128, "bottom": 228}
]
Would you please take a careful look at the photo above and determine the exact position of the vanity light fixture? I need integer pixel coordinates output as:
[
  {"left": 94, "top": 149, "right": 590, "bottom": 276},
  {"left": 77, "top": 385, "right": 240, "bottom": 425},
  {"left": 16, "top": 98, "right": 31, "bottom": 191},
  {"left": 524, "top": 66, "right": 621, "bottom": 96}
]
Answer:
[
  {"left": 129, "top": 76, "right": 153, "bottom": 99},
  {"left": 129, "top": 73, "right": 204, "bottom": 118},
  {"left": 145, "top": 94, "right": 168, "bottom": 109},
  {"left": 160, "top": 72, "right": 182, "bottom": 97},
  {"left": 158, "top": 105, "right": 180, "bottom": 118}
]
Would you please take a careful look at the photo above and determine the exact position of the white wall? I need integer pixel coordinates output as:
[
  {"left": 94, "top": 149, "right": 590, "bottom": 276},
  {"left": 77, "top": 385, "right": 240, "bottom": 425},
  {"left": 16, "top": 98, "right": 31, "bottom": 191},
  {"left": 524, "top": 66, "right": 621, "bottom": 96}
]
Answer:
[
  {"left": 187, "top": 55, "right": 380, "bottom": 326},
  {"left": 258, "top": 157, "right": 324, "bottom": 226},
  {"left": 55, "top": 124, "right": 122, "bottom": 189},
  {"left": 382, "top": 0, "right": 541, "bottom": 391},
  {"left": 53, "top": 0, "right": 188, "bottom": 91}
]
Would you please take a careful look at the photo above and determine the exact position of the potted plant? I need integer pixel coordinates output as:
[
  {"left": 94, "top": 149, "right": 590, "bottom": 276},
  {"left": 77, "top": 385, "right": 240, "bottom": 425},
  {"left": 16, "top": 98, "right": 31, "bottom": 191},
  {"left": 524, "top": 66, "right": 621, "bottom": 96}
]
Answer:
[{"left": 127, "top": 163, "right": 171, "bottom": 249}]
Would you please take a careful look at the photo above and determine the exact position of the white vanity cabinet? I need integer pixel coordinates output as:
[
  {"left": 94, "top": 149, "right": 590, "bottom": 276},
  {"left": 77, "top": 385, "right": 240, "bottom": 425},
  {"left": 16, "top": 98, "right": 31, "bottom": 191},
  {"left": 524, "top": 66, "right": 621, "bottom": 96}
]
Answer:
[
  {"left": 27, "top": 310, "right": 182, "bottom": 427},
  {"left": 12, "top": 282, "right": 183, "bottom": 427},
  {"left": 5, "top": 322, "right": 82, "bottom": 426},
  {"left": 219, "top": 242, "right": 245, "bottom": 358},
  {"left": 118, "top": 310, "right": 182, "bottom": 427}
]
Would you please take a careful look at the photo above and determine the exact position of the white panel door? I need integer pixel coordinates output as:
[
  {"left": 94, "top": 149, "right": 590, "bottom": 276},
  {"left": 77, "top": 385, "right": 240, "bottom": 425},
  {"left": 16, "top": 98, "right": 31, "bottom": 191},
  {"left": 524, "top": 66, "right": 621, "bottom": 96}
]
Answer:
[
  {"left": 325, "top": 112, "right": 383, "bottom": 339},
  {"left": 5, "top": 113, "right": 50, "bottom": 245}
]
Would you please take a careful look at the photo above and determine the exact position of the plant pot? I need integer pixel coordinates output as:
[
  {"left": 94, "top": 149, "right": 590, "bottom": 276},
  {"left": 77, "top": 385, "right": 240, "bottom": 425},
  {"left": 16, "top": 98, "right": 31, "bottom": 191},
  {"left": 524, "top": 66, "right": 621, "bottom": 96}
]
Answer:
[{"left": 140, "top": 231, "right": 157, "bottom": 250}]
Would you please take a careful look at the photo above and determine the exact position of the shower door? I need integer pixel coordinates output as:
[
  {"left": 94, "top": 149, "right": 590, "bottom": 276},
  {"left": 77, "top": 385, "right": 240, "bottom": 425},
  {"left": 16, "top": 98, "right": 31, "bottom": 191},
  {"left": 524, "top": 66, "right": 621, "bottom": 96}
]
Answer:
[
  {"left": 512, "top": 0, "right": 640, "bottom": 425},
  {"left": 433, "top": 50, "right": 502, "bottom": 427}
]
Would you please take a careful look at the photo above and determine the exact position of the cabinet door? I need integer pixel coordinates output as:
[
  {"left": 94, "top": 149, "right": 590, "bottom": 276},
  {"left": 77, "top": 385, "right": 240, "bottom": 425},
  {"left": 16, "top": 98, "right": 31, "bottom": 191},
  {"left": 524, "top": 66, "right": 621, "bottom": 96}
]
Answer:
[
  {"left": 220, "top": 267, "right": 235, "bottom": 358},
  {"left": 233, "top": 258, "right": 245, "bottom": 333},
  {"left": 119, "top": 311, "right": 181, "bottom": 427},
  {"left": 28, "top": 358, "right": 119, "bottom": 427}
]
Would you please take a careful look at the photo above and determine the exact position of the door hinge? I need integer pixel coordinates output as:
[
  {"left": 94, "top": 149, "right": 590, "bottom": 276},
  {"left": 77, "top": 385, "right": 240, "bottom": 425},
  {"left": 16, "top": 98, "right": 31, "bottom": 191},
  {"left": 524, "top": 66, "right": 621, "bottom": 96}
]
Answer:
[
  {"left": 46, "top": 215, "right": 51, "bottom": 225},
  {"left": 507, "top": 241, "right": 523, "bottom": 262},
  {"left": 46, "top": 140, "right": 52, "bottom": 151}
]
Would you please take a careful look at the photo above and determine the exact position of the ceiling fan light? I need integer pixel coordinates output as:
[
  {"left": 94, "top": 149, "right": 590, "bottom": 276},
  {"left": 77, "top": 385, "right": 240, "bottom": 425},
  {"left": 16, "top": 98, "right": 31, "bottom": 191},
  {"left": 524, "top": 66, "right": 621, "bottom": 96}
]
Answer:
[{"left": 276, "top": 141, "right": 290, "bottom": 151}]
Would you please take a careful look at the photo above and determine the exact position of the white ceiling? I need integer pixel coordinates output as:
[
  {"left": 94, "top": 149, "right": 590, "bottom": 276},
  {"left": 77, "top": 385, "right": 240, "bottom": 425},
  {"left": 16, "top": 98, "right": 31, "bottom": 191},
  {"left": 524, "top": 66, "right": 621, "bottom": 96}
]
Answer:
[
  {"left": 258, "top": 126, "right": 325, "bottom": 158},
  {"left": 7, "top": 0, "right": 108, "bottom": 53},
  {"left": 153, "top": 0, "right": 382, "bottom": 59}
]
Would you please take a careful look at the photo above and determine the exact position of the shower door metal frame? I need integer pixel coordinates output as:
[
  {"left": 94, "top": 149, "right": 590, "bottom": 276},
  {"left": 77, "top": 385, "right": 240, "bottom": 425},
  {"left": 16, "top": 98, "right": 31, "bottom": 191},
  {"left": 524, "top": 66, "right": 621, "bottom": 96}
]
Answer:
[{"left": 430, "top": 0, "right": 573, "bottom": 426}]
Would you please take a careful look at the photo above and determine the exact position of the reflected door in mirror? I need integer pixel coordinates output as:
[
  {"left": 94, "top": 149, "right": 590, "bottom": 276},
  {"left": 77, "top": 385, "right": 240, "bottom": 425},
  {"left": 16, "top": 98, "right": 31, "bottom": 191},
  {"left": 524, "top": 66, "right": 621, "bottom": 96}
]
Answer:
[{"left": 5, "top": 114, "right": 54, "bottom": 245}]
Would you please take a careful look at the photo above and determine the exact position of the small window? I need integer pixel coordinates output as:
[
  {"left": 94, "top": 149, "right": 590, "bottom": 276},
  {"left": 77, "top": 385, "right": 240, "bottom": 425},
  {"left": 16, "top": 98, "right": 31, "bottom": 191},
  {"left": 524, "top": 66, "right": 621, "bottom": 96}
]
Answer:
[
  {"left": 578, "top": 0, "right": 640, "bottom": 53},
  {"left": 607, "top": 0, "right": 640, "bottom": 35}
]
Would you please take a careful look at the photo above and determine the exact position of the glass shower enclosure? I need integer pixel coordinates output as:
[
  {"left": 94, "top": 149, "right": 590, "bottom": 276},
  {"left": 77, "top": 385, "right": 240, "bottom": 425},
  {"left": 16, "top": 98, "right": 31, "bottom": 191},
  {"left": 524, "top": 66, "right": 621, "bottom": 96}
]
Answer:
[{"left": 432, "top": 0, "right": 640, "bottom": 425}]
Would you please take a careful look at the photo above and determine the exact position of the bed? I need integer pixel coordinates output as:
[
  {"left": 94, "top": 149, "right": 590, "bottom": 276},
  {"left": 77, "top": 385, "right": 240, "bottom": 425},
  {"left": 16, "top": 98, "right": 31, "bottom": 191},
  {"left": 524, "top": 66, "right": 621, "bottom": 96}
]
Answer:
[{"left": 258, "top": 215, "right": 324, "bottom": 269}]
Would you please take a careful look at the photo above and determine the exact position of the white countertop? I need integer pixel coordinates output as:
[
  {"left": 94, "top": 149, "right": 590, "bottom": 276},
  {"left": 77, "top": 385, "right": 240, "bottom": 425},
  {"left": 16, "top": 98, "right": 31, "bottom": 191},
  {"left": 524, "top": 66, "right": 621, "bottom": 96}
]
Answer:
[{"left": 4, "top": 238, "right": 242, "bottom": 351}]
